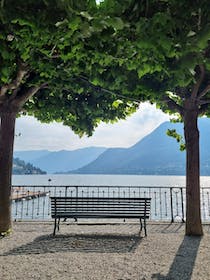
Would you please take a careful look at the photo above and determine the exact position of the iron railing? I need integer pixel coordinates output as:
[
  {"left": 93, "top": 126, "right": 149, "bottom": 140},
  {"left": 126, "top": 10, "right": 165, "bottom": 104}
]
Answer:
[{"left": 11, "top": 185, "right": 210, "bottom": 222}]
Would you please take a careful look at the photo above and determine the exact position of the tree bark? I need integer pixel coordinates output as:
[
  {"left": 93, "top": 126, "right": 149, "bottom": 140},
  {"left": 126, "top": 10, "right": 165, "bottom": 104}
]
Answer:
[
  {"left": 184, "top": 100, "right": 203, "bottom": 236},
  {"left": 0, "top": 111, "right": 16, "bottom": 234}
]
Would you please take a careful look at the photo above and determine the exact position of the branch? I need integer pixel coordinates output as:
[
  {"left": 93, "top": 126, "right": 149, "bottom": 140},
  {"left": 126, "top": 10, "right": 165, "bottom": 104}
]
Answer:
[
  {"left": 198, "top": 84, "right": 210, "bottom": 99},
  {"left": 191, "top": 65, "right": 205, "bottom": 99},
  {"left": 198, "top": 7, "right": 201, "bottom": 31},
  {"left": 0, "top": 63, "right": 29, "bottom": 97},
  {"left": 13, "top": 83, "right": 48, "bottom": 109},
  {"left": 145, "top": 0, "right": 149, "bottom": 17},
  {"left": 77, "top": 75, "right": 140, "bottom": 104},
  {"left": 198, "top": 98, "right": 210, "bottom": 106},
  {"left": 77, "top": 75, "right": 185, "bottom": 115},
  {"left": 199, "top": 104, "right": 209, "bottom": 115},
  {"left": 163, "top": 95, "right": 184, "bottom": 115},
  {"left": 174, "top": 87, "right": 188, "bottom": 98},
  {"left": 1, "top": 0, "right": 5, "bottom": 8}
]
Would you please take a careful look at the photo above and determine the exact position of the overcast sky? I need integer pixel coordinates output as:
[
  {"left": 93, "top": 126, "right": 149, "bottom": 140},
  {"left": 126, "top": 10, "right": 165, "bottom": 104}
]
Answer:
[{"left": 14, "top": 102, "right": 170, "bottom": 151}]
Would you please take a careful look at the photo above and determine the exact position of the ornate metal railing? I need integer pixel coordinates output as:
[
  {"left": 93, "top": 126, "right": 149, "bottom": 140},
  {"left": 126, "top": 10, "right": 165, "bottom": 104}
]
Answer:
[{"left": 11, "top": 185, "right": 210, "bottom": 222}]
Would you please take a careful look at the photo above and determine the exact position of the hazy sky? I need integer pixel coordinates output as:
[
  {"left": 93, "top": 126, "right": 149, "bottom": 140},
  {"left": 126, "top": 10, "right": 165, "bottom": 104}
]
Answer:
[{"left": 14, "top": 102, "right": 169, "bottom": 151}]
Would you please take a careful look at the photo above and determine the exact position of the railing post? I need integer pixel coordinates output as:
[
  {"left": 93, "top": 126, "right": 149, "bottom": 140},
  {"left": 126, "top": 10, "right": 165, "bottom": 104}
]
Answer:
[
  {"left": 170, "top": 187, "right": 174, "bottom": 223},
  {"left": 75, "top": 186, "right": 78, "bottom": 197},
  {"left": 180, "top": 187, "right": 185, "bottom": 223}
]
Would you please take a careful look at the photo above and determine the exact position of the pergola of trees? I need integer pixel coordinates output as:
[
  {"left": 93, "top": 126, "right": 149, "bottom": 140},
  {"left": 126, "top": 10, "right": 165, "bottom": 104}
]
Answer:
[{"left": 0, "top": 0, "right": 210, "bottom": 236}]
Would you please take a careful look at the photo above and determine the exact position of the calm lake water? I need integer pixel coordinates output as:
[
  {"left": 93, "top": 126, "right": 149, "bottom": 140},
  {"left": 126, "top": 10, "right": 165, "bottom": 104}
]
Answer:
[{"left": 12, "top": 174, "right": 210, "bottom": 187}]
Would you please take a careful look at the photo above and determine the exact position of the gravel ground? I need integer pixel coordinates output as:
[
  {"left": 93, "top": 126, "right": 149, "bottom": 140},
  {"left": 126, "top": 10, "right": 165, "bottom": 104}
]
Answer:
[{"left": 0, "top": 221, "right": 210, "bottom": 280}]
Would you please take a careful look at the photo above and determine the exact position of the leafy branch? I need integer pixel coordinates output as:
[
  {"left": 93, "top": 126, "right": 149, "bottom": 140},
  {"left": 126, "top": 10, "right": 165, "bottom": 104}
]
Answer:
[
  {"left": 166, "top": 129, "right": 185, "bottom": 151},
  {"left": 0, "top": 62, "right": 29, "bottom": 101},
  {"left": 76, "top": 75, "right": 141, "bottom": 104}
]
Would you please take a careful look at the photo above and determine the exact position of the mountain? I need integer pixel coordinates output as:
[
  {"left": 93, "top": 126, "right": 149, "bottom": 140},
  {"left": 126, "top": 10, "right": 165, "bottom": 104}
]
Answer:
[
  {"left": 14, "top": 150, "right": 50, "bottom": 162},
  {"left": 13, "top": 158, "right": 46, "bottom": 175},
  {"left": 14, "top": 147, "right": 107, "bottom": 174},
  {"left": 72, "top": 118, "right": 210, "bottom": 175}
]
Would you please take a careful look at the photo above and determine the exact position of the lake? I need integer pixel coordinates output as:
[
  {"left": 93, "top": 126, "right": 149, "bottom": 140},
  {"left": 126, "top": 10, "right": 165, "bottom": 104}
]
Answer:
[{"left": 12, "top": 174, "right": 210, "bottom": 187}]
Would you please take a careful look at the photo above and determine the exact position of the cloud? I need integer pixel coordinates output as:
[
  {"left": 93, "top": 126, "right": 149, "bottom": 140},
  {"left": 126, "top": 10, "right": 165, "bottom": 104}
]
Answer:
[{"left": 14, "top": 103, "right": 169, "bottom": 151}]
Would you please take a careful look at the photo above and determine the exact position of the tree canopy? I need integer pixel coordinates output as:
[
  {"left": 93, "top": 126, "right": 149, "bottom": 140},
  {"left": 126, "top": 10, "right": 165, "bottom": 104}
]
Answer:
[
  {"left": 84, "top": 0, "right": 210, "bottom": 112},
  {"left": 0, "top": 0, "right": 137, "bottom": 134},
  {"left": 0, "top": 0, "right": 210, "bottom": 236}
]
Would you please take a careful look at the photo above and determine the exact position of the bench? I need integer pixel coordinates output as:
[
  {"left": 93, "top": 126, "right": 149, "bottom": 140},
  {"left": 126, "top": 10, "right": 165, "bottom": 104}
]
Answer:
[{"left": 50, "top": 197, "right": 151, "bottom": 236}]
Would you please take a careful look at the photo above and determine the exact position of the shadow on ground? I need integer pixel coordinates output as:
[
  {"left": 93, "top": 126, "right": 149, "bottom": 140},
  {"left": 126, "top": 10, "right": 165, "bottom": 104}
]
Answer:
[
  {"left": 149, "top": 223, "right": 185, "bottom": 233},
  {"left": 152, "top": 236, "right": 202, "bottom": 280},
  {"left": 2, "top": 233, "right": 141, "bottom": 255}
]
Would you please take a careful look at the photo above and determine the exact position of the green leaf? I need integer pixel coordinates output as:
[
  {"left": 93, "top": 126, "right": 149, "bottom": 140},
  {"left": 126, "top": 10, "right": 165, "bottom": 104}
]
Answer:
[
  {"left": 78, "top": 88, "right": 84, "bottom": 94},
  {"left": 137, "top": 64, "right": 151, "bottom": 78},
  {"left": 112, "top": 99, "right": 123, "bottom": 108},
  {"left": 106, "top": 17, "right": 124, "bottom": 30},
  {"left": 11, "top": 18, "right": 35, "bottom": 28},
  {"left": 196, "top": 24, "right": 210, "bottom": 49},
  {"left": 68, "top": 17, "right": 81, "bottom": 31},
  {"left": 1, "top": 49, "right": 10, "bottom": 59},
  {"left": 55, "top": 19, "right": 68, "bottom": 27},
  {"left": 80, "top": 11, "right": 93, "bottom": 21},
  {"left": 187, "top": 30, "right": 196, "bottom": 37},
  {"left": 91, "top": 78, "right": 100, "bottom": 86},
  {"left": 21, "top": 52, "right": 30, "bottom": 61}
]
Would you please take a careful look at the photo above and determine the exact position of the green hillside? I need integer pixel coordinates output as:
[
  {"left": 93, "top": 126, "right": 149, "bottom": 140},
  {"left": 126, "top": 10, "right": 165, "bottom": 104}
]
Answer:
[{"left": 13, "top": 158, "right": 46, "bottom": 175}]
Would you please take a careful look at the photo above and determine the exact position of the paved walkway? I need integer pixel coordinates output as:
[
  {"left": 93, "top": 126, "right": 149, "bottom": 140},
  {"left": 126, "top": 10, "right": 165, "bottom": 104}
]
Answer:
[{"left": 0, "top": 222, "right": 210, "bottom": 280}]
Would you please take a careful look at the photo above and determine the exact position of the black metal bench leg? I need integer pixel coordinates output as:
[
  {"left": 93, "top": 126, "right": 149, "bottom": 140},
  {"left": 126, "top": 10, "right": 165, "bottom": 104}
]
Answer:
[
  {"left": 144, "top": 218, "right": 147, "bottom": 236},
  {"left": 53, "top": 218, "right": 57, "bottom": 236},
  {"left": 139, "top": 218, "right": 143, "bottom": 232},
  {"left": 57, "top": 218, "right": 60, "bottom": 232}
]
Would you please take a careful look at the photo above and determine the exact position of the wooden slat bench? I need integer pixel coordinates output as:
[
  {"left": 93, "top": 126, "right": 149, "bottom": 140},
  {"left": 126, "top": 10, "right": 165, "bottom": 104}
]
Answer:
[{"left": 50, "top": 197, "right": 151, "bottom": 236}]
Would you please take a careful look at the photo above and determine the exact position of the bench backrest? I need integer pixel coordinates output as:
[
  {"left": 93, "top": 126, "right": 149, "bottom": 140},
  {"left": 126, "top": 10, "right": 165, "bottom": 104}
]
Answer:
[{"left": 50, "top": 197, "right": 151, "bottom": 218}]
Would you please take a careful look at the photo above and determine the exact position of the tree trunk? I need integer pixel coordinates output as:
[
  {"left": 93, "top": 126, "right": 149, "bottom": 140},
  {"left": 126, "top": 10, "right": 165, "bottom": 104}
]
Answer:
[
  {"left": 184, "top": 101, "right": 203, "bottom": 236},
  {"left": 0, "top": 112, "right": 16, "bottom": 234}
]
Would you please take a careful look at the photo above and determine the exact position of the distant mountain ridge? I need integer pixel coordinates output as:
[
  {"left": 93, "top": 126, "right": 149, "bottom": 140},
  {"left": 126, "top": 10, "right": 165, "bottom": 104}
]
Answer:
[
  {"left": 14, "top": 118, "right": 210, "bottom": 175},
  {"left": 71, "top": 118, "right": 210, "bottom": 175},
  {"left": 14, "top": 150, "right": 51, "bottom": 163},
  {"left": 14, "top": 147, "right": 107, "bottom": 174}
]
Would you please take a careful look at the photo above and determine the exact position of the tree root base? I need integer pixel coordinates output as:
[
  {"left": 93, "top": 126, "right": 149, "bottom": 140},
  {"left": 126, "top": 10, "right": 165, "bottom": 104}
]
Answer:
[{"left": 0, "top": 228, "right": 12, "bottom": 238}]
